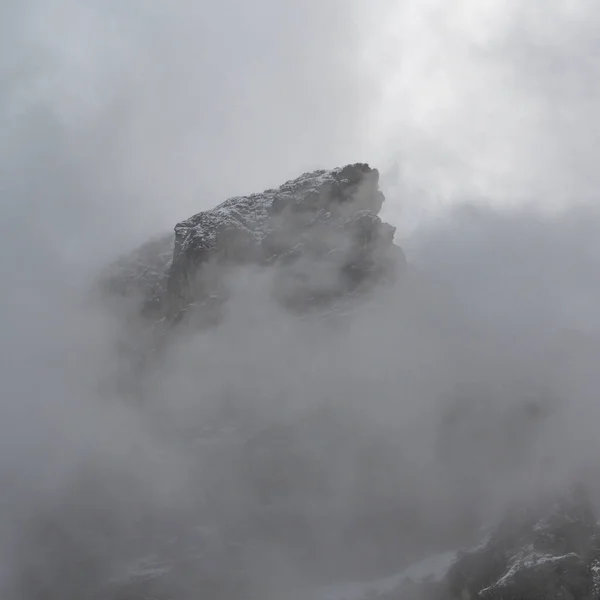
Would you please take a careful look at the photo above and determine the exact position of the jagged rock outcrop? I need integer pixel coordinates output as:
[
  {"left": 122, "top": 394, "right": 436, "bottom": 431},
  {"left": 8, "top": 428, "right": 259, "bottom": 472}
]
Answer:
[
  {"left": 443, "top": 487, "right": 600, "bottom": 600},
  {"left": 320, "top": 486, "right": 600, "bottom": 600},
  {"left": 103, "top": 163, "right": 404, "bottom": 322}
]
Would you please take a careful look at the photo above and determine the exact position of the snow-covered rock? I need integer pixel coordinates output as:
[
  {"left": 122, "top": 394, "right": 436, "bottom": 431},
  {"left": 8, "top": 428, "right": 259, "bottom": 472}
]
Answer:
[
  {"left": 313, "top": 487, "right": 600, "bottom": 600},
  {"left": 444, "top": 487, "right": 600, "bottom": 600},
  {"left": 103, "top": 163, "right": 404, "bottom": 321}
]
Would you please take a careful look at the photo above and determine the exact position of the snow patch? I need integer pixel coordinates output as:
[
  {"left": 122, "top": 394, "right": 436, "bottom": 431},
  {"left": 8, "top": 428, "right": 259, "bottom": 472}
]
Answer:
[{"left": 479, "top": 550, "right": 579, "bottom": 594}]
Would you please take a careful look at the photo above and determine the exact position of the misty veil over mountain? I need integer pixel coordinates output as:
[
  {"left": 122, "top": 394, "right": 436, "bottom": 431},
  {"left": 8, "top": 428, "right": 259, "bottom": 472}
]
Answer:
[{"left": 4, "top": 1, "right": 600, "bottom": 599}]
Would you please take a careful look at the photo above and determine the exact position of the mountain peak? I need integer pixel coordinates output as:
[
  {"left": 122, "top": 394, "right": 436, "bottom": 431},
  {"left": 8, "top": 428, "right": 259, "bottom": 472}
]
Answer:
[{"left": 103, "top": 163, "right": 404, "bottom": 322}]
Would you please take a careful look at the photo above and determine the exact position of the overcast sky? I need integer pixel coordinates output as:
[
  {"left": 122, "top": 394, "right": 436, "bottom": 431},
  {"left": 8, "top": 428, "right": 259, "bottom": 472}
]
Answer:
[{"left": 3, "top": 0, "right": 600, "bottom": 256}]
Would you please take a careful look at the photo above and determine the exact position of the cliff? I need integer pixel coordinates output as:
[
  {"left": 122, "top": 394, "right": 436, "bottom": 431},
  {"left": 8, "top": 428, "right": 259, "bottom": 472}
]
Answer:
[{"left": 104, "top": 163, "right": 404, "bottom": 323}]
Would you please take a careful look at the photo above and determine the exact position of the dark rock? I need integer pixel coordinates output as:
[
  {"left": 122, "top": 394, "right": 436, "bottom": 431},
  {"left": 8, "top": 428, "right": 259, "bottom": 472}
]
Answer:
[
  {"left": 103, "top": 164, "right": 404, "bottom": 323},
  {"left": 442, "top": 486, "right": 600, "bottom": 600},
  {"left": 317, "top": 486, "right": 600, "bottom": 600}
]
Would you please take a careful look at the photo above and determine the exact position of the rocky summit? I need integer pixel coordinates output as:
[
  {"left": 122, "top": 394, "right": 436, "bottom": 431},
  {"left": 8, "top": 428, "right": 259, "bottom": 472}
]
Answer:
[{"left": 104, "top": 163, "right": 404, "bottom": 322}]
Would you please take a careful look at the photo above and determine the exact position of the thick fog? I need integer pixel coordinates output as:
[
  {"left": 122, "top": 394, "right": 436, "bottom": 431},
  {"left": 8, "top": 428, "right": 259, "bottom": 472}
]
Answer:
[{"left": 3, "top": 0, "right": 600, "bottom": 598}]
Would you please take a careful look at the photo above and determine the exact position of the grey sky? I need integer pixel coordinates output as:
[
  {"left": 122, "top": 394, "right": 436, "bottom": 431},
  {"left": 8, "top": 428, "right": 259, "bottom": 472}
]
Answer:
[{"left": 3, "top": 0, "right": 600, "bottom": 247}]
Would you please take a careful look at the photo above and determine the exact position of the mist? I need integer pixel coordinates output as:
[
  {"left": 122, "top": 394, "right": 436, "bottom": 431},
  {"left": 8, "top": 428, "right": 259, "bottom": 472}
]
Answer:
[{"left": 3, "top": 0, "right": 600, "bottom": 598}]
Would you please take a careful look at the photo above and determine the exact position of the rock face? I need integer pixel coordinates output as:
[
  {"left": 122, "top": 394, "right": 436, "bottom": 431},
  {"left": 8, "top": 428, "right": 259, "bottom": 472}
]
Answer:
[
  {"left": 104, "top": 163, "right": 403, "bottom": 322},
  {"left": 321, "top": 486, "right": 600, "bottom": 600},
  {"left": 444, "top": 487, "right": 600, "bottom": 600}
]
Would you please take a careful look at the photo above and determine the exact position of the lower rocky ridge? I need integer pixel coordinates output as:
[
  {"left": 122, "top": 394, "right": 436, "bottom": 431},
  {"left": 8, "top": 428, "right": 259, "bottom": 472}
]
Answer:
[
  {"left": 317, "top": 486, "right": 600, "bottom": 600},
  {"left": 10, "top": 419, "right": 597, "bottom": 600},
  {"left": 19, "top": 484, "right": 595, "bottom": 600}
]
